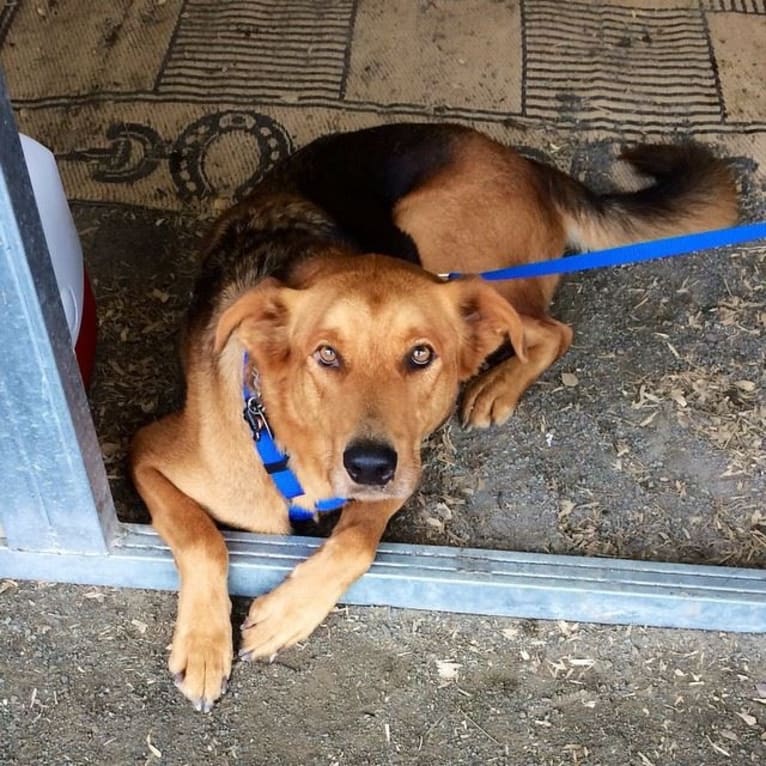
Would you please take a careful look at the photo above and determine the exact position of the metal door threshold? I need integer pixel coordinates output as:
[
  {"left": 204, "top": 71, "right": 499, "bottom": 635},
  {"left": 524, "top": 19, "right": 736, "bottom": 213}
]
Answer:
[{"left": 2, "top": 524, "right": 764, "bottom": 633}]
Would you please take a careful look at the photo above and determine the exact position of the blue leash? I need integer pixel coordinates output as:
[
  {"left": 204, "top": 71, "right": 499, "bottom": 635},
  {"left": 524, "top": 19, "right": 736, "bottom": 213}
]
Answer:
[
  {"left": 241, "top": 222, "right": 766, "bottom": 522},
  {"left": 441, "top": 222, "right": 766, "bottom": 282}
]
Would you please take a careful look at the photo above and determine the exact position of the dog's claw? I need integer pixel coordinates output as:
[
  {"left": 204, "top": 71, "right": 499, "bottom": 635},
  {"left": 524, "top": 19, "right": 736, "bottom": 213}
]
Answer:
[
  {"left": 193, "top": 697, "right": 215, "bottom": 714},
  {"left": 167, "top": 616, "right": 233, "bottom": 712}
]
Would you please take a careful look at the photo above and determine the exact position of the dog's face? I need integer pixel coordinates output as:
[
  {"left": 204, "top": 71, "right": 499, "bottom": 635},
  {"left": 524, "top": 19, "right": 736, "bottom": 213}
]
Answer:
[{"left": 216, "top": 254, "right": 526, "bottom": 502}]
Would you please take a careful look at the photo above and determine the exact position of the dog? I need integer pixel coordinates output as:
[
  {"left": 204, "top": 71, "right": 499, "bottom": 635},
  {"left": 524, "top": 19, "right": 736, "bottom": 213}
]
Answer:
[{"left": 130, "top": 123, "right": 737, "bottom": 710}]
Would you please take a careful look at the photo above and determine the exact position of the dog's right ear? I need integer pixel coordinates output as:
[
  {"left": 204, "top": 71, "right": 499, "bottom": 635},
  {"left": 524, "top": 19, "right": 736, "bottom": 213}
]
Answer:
[
  {"left": 444, "top": 276, "right": 528, "bottom": 380},
  {"left": 214, "top": 278, "right": 298, "bottom": 361}
]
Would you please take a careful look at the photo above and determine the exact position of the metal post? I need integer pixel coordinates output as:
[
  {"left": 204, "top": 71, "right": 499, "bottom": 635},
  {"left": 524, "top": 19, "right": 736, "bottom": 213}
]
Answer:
[{"left": 0, "top": 73, "right": 117, "bottom": 553}]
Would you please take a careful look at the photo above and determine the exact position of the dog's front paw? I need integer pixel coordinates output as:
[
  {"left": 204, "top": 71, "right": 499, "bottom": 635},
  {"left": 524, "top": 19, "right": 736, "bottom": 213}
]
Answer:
[
  {"left": 239, "top": 576, "right": 337, "bottom": 660},
  {"left": 460, "top": 367, "right": 519, "bottom": 429},
  {"left": 169, "top": 610, "right": 232, "bottom": 712}
]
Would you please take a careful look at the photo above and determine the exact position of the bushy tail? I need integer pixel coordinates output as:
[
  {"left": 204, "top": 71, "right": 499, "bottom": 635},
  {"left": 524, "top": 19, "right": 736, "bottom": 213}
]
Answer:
[{"left": 545, "top": 144, "right": 739, "bottom": 251}]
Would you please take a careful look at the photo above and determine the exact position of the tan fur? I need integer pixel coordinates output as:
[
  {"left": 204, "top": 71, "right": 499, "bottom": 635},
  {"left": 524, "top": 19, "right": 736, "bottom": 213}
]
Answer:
[
  {"left": 394, "top": 132, "right": 738, "bottom": 426},
  {"left": 394, "top": 134, "right": 573, "bottom": 425},
  {"left": 131, "top": 253, "right": 523, "bottom": 710},
  {"left": 563, "top": 200, "right": 739, "bottom": 251},
  {"left": 130, "top": 126, "right": 738, "bottom": 710}
]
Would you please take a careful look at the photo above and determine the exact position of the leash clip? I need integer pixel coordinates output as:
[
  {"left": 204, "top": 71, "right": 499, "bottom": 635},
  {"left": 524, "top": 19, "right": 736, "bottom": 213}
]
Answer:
[{"left": 243, "top": 396, "right": 272, "bottom": 441}]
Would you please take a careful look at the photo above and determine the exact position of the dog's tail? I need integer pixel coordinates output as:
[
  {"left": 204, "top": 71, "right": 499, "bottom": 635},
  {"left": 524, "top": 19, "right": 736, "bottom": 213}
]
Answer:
[{"left": 541, "top": 144, "right": 738, "bottom": 252}]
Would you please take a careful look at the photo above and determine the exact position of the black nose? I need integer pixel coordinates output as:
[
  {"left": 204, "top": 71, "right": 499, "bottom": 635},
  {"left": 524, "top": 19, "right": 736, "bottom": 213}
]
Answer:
[{"left": 343, "top": 440, "right": 397, "bottom": 486}]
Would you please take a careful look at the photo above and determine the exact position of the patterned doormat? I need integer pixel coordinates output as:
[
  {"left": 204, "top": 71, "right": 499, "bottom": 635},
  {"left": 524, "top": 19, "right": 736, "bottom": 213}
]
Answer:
[
  {"left": 2, "top": 0, "right": 765, "bottom": 211},
  {"left": 1, "top": 1, "right": 764, "bottom": 564}
]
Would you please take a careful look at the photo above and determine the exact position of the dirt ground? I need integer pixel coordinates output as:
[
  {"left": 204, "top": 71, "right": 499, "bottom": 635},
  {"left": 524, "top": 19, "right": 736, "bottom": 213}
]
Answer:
[
  {"left": 1, "top": 1, "right": 765, "bottom": 763},
  {"left": 2, "top": 580, "right": 765, "bottom": 765}
]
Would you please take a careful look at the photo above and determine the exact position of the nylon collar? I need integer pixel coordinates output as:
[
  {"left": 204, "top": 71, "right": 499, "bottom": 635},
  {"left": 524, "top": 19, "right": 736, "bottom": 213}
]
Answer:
[{"left": 241, "top": 353, "right": 346, "bottom": 523}]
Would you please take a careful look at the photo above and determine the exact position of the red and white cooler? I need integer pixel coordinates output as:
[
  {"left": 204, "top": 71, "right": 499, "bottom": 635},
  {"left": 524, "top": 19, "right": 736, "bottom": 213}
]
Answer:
[{"left": 20, "top": 134, "right": 97, "bottom": 388}]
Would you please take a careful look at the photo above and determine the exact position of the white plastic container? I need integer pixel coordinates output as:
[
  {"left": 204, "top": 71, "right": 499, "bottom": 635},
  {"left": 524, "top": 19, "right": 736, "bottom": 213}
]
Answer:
[
  {"left": 20, "top": 133, "right": 84, "bottom": 345},
  {"left": 20, "top": 134, "right": 96, "bottom": 386}
]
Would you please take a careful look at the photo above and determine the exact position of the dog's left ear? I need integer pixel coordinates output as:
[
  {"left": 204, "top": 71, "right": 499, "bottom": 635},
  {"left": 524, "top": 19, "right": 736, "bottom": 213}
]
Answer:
[
  {"left": 214, "top": 278, "right": 298, "bottom": 362},
  {"left": 445, "top": 276, "right": 527, "bottom": 380}
]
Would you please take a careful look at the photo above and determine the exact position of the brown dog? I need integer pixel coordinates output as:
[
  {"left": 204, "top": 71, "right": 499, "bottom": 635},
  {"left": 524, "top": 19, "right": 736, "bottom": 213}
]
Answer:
[{"left": 130, "top": 123, "right": 737, "bottom": 710}]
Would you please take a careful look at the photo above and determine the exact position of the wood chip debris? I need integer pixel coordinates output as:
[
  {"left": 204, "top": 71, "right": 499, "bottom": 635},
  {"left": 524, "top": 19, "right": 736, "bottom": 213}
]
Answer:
[
  {"left": 131, "top": 619, "right": 148, "bottom": 634},
  {"left": 706, "top": 736, "right": 731, "bottom": 758},
  {"left": 635, "top": 367, "right": 765, "bottom": 475},
  {"left": 735, "top": 710, "right": 757, "bottom": 727},
  {"left": 146, "top": 733, "right": 162, "bottom": 759},
  {"left": 435, "top": 659, "right": 461, "bottom": 683}
]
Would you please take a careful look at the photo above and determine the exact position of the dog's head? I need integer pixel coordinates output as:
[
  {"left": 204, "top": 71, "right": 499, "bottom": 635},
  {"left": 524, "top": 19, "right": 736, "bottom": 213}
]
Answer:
[{"left": 215, "top": 254, "right": 526, "bottom": 502}]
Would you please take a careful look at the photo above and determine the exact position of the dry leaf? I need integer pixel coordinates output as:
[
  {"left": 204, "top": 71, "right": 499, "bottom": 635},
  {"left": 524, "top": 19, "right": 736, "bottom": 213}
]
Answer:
[{"left": 561, "top": 372, "right": 579, "bottom": 387}]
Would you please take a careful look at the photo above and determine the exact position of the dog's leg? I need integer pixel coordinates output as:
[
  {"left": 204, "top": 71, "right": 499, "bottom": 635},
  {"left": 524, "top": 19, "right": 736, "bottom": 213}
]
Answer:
[
  {"left": 131, "top": 427, "right": 232, "bottom": 712},
  {"left": 461, "top": 314, "right": 573, "bottom": 429},
  {"left": 239, "top": 499, "right": 401, "bottom": 659}
]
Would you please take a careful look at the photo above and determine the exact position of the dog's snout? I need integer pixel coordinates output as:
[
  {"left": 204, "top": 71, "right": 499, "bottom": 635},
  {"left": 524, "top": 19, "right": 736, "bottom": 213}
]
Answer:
[{"left": 343, "top": 441, "right": 397, "bottom": 486}]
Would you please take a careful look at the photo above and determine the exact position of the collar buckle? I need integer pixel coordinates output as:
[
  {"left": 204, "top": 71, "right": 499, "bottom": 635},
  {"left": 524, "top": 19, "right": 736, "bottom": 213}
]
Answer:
[{"left": 244, "top": 396, "right": 272, "bottom": 441}]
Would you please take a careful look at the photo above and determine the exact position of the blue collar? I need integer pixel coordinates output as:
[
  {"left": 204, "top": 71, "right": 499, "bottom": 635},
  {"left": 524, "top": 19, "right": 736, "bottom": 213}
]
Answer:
[{"left": 241, "top": 353, "right": 347, "bottom": 523}]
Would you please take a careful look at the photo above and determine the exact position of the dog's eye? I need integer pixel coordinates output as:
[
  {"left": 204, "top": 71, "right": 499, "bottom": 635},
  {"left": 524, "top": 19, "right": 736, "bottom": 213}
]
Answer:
[
  {"left": 314, "top": 345, "right": 340, "bottom": 368},
  {"left": 408, "top": 344, "right": 435, "bottom": 369}
]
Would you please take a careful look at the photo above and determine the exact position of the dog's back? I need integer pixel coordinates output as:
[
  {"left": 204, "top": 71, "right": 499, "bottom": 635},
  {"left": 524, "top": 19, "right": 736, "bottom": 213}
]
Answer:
[{"left": 199, "top": 123, "right": 737, "bottom": 300}]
